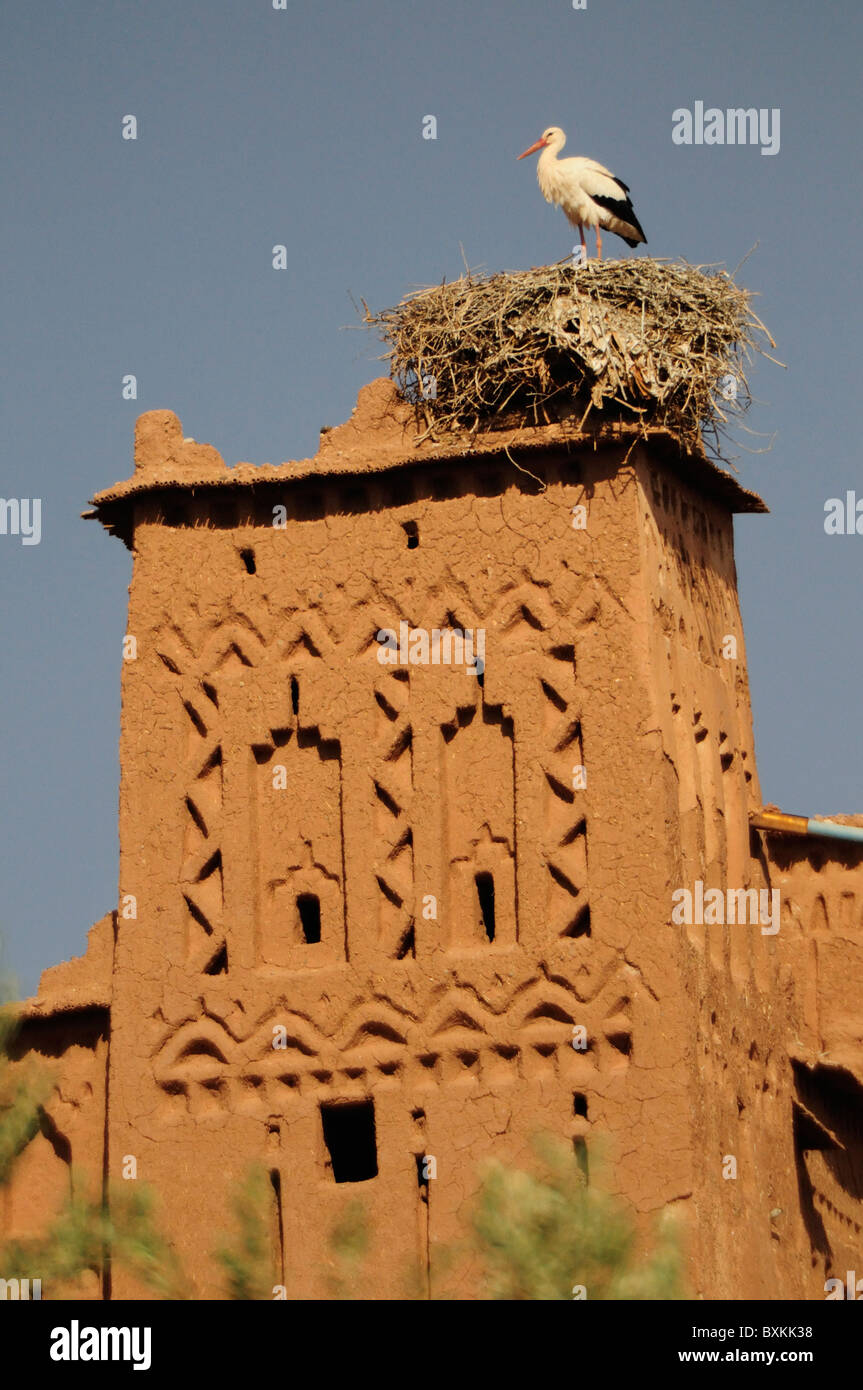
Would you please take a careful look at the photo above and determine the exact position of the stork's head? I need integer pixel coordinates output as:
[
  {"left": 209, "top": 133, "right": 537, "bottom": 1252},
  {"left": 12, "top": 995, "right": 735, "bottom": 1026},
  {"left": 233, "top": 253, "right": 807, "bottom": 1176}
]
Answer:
[{"left": 517, "top": 126, "right": 565, "bottom": 160}]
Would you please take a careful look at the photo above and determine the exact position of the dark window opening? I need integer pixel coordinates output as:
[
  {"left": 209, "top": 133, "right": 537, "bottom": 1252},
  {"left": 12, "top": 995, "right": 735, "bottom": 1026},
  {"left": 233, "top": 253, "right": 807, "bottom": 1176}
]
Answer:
[
  {"left": 269, "top": 1168, "right": 284, "bottom": 1282},
  {"left": 321, "top": 1100, "right": 378, "bottom": 1183},
  {"left": 240, "top": 548, "right": 256, "bottom": 574},
  {"left": 475, "top": 871, "right": 496, "bottom": 942},
  {"left": 403, "top": 521, "right": 419, "bottom": 549},
  {"left": 297, "top": 893, "right": 321, "bottom": 944},
  {"left": 290, "top": 676, "right": 300, "bottom": 716},
  {"left": 573, "top": 1093, "right": 588, "bottom": 1118}
]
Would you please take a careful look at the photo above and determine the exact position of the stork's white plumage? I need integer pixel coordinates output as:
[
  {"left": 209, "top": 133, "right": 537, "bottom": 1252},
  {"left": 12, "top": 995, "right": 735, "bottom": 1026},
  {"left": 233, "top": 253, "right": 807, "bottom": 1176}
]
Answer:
[{"left": 517, "top": 126, "right": 646, "bottom": 260}]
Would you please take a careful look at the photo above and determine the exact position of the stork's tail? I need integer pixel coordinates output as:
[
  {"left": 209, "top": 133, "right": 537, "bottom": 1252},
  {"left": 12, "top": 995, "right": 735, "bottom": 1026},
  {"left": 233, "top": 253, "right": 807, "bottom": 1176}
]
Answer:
[{"left": 592, "top": 192, "right": 647, "bottom": 247}]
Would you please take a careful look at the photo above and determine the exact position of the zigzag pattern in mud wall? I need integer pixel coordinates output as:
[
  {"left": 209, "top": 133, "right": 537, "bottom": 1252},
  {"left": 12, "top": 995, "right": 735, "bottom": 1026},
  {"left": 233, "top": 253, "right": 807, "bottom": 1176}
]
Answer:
[
  {"left": 151, "top": 959, "right": 636, "bottom": 1118},
  {"left": 372, "top": 666, "right": 415, "bottom": 959},
  {"left": 539, "top": 644, "right": 590, "bottom": 940},
  {"left": 174, "top": 670, "right": 226, "bottom": 976},
  {"left": 143, "top": 552, "right": 624, "bottom": 987}
]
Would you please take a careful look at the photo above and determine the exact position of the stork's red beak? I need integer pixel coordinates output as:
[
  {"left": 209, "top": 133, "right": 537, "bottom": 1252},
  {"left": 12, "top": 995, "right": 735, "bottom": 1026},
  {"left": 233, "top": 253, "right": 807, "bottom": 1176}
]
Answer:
[{"left": 517, "top": 138, "right": 547, "bottom": 160}]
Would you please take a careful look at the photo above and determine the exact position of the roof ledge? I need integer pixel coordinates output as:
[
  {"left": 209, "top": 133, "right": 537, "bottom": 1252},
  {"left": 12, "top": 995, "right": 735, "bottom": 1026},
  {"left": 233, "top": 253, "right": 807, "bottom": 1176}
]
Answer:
[{"left": 86, "top": 379, "right": 767, "bottom": 528}]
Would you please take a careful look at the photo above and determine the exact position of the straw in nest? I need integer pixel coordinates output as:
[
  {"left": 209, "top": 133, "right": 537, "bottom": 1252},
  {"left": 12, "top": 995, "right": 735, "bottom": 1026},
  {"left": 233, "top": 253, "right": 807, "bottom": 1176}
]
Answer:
[{"left": 364, "top": 258, "right": 778, "bottom": 467}]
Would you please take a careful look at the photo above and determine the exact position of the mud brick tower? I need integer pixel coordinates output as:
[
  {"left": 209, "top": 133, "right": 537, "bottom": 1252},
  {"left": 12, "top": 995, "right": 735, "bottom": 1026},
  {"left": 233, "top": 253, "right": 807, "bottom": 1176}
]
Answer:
[
  {"left": 97, "top": 380, "right": 768, "bottom": 1298},
  {"left": 6, "top": 376, "right": 863, "bottom": 1300}
]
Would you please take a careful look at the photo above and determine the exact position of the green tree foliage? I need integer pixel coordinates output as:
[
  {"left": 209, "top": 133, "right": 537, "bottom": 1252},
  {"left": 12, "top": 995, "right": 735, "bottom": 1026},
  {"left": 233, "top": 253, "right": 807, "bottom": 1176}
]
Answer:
[
  {"left": 0, "top": 1005, "right": 52, "bottom": 1188},
  {"left": 2, "top": 954, "right": 685, "bottom": 1302},
  {"left": 214, "top": 1166, "right": 275, "bottom": 1300},
  {"left": 0, "top": 989, "right": 185, "bottom": 1299},
  {"left": 468, "top": 1135, "right": 686, "bottom": 1300},
  {"left": 0, "top": 1182, "right": 186, "bottom": 1298},
  {"left": 326, "top": 1199, "right": 371, "bottom": 1299}
]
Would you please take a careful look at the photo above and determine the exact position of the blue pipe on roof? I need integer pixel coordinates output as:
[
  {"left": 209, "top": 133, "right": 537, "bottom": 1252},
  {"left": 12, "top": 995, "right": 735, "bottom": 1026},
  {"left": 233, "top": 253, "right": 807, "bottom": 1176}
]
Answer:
[{"left": 806, "top": 819, "right": 863, "bottom": 844}]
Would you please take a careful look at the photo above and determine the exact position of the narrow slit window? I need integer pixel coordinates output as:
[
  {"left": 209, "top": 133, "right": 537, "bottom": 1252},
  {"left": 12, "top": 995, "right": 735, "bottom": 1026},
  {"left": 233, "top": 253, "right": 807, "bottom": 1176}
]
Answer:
[
  {"left": 321, "top": 1100, "right": 378, "bottom": 1183},
  {"left": 573, "top": 1136, "right": 589, "bottom": 1182},
  {"left": 297, "top": 893, "right": 321, "bottom": 944},
  {"left": 475, "top": 871, "right": 496, "bottom": 942},
  {"left": 269, "top": 1169, "right": 284, "bottom": 1282}
]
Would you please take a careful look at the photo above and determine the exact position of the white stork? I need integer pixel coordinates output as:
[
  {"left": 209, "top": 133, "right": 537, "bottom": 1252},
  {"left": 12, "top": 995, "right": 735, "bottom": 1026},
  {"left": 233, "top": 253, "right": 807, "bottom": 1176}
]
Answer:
[{"left": 517, "top": 126, "right": 646, "bottom": 260}]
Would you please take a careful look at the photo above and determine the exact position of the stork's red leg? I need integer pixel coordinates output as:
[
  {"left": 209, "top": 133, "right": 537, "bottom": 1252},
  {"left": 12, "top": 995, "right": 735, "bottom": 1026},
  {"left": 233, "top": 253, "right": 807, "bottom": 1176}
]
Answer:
[
  {"left": 596, "top": 224, "right": 602, "bottom": 261},
  {"left": 579, "top": 224, "right": 587, "bottom": 258}
]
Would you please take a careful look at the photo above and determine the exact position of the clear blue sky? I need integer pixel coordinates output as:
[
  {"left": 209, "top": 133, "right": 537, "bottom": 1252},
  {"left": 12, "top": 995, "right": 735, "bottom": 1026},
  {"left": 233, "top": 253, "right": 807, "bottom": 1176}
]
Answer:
[{"left": 2, "top": 0, "right": 861, "bottom": 994}]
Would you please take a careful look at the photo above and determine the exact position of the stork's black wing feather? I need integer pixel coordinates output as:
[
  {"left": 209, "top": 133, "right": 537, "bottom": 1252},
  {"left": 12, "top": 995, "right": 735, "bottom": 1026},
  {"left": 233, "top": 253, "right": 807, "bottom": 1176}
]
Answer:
[{"left": 591, "top": 192, "right": 647, "bottom": 246}]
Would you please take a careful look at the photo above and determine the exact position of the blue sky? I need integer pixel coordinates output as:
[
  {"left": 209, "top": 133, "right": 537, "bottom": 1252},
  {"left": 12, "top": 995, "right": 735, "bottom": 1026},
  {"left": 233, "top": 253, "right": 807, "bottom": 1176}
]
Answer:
[{"left": 2, "top": 0, "right": 861, "bottom": 993}]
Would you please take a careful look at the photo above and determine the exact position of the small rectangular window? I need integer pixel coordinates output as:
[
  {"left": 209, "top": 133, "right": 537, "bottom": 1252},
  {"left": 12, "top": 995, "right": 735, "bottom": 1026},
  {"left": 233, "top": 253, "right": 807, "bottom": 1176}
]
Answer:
[
  {"left": 297, "top": 893, "right": 321, "bottom": 944},
  {"left": 321, "top": 1100, "right": 378, "bottom": 1183},
  {"left": 475, "top": 872, "right": 496, "bottom": 942}
]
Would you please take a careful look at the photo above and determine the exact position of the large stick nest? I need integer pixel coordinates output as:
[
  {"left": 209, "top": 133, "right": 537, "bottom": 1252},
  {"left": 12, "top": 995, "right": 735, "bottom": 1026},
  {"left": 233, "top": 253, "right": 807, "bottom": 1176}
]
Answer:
[{"left": 365, "top": 258, "right": 777, "bottom": 467}]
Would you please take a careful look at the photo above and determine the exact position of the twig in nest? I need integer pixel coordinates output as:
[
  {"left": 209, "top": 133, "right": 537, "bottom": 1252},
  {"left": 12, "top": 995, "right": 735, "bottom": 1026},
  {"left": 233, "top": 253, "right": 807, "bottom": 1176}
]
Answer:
[
  {"left": 364, "top": 258, "right": 777, "bottom": 470},
  {"left": 503, "top": 444, "right": 546, "bottom": 491}
]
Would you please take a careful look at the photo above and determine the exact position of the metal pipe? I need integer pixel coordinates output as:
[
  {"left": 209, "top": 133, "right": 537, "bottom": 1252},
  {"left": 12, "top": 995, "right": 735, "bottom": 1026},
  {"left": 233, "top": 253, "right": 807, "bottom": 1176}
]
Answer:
[{"left": 750, "top": 809, "right": 863, "bottom": 844}]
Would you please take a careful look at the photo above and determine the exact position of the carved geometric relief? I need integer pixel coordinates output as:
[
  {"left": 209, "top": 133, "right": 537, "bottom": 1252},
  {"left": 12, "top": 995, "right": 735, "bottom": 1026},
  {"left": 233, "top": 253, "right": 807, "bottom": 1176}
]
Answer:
[
  {"left": 255, "top": 725, "right": 344, "bottom": 968},
  {"left": 539, "top": 648, "right": 590, "bottom": 938},
  {"left": 152, "top": 961, "right": 635, "bottom": 1118},
  {"left": 442, "top": 700, "right": 516, "bottom": 948},
  {"left": 156, "top": 620, "right": 273, "bottom": 979},
  {"left": 372, "top": 668, "right": 415, "bottom": 958},
  {"left": 450, "top": 825, "right": 516, "bottom": 948},
  {"left": 152, "top": 561, "right": 605, "bottom": 976},
  {"left": 179, "top": 691, "right": 227, "bottom": 975}
]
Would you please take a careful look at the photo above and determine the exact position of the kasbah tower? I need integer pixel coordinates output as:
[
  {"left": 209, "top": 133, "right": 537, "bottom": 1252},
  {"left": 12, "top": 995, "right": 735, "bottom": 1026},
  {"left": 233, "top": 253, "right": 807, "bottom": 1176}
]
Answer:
[{"left": 5, "top": 374, "right": 863, "bottom": 1301}]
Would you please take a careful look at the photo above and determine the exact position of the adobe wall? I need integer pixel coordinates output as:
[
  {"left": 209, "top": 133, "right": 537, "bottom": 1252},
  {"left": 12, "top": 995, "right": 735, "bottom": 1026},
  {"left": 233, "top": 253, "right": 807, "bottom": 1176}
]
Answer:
[
  {"left": 100, "top": 409, "right": 753, "bottom": 1298},
  {"left": 633, "top": 461, "right": 863, "bottom": 1299},
  {"left": 1, "top": 917, "right": 112, "bottom": 1299},
  {"left": 5, "top": 383, "right": 862, "bottom": 1300}
]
